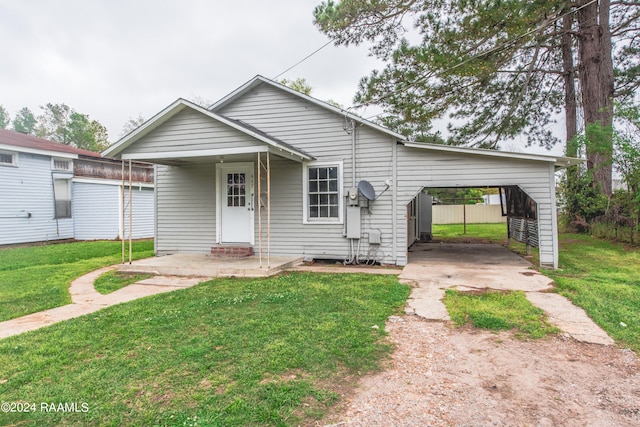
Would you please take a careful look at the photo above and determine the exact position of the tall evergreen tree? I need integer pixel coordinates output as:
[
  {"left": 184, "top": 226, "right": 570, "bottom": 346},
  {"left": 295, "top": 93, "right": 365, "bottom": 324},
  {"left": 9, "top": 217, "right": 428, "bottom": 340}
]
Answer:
[{"left": 314, "top": 0, "right": 640, "bottom": 196}]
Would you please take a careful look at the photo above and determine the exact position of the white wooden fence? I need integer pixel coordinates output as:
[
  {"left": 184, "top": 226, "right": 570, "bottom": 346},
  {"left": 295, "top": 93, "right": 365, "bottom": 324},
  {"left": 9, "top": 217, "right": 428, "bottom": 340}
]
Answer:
[{"left": 432, "top": 204, "right": 506, "bottom": 224}]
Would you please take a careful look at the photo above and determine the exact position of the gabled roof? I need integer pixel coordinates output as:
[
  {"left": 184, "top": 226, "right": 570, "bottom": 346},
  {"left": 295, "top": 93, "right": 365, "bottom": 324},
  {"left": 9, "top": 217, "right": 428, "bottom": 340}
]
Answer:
[
  {"left": 209, "top": 75, "right": 407, "bottom": 141},
  {"left": 0, "top": 129, "right": 101, "bottom": 158},
  {"left": 103, "top": 98, "right": 314, "bottom": 161},
  {"left": 401, "top": 141, "right": 582, "bottom": 169}
]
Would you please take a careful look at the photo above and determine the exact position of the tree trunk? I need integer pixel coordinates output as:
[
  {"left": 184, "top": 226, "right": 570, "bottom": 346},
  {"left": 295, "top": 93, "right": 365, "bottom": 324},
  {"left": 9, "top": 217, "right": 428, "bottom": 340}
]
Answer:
[
  {"left": 563, "top": 12, "right": 577, "bottom": 154},
  {"left": 577, "top": 0, "right": 614, "bottom": 196}
]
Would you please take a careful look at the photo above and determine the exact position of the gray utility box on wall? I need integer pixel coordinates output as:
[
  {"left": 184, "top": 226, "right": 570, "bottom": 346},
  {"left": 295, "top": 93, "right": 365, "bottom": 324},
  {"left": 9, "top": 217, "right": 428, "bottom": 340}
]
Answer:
[{"left": 346, "top": 206, "right": 361, "bottom": 239}]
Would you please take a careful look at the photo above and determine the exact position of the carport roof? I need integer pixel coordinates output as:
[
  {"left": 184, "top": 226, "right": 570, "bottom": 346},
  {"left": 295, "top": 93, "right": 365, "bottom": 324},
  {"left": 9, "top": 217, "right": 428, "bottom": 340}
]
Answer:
[{"left": 401, "top": 141, "right": 582, "bottom": 170}]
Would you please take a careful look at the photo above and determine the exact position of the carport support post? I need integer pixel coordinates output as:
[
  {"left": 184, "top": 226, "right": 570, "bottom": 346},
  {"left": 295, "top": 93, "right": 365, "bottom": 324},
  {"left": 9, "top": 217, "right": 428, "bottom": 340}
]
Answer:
[
  {"left": 121, "top": 159, "right": 125, "bottom": 264},
  {"left": 257, "top": 152, "right": 263, "bottom": 268},
  {"left": 129, "top": 159, "right": 133, "bottom": 264}
]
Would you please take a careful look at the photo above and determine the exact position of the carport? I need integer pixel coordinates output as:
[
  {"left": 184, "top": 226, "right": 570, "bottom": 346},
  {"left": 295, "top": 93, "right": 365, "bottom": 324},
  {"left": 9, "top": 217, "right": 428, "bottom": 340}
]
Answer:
[{"left": 394, "top": 142, "right": 580, "bottom": 269}]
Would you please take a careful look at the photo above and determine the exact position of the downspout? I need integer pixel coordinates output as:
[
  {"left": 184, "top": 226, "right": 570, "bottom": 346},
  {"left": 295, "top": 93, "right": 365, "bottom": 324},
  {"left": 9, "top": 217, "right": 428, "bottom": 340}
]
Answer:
[
  {"left": 392, "top": 138, "right": 397, "bottom": 264},
  {"left": 351, "top": 120, "right": 356, "bottom": 187}
]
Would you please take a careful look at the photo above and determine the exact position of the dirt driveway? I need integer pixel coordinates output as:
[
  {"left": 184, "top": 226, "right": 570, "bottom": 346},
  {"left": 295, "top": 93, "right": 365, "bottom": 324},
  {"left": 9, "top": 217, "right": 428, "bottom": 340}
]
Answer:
[{"left": 324, "top": 243, "right": 640, "bottom": 426}]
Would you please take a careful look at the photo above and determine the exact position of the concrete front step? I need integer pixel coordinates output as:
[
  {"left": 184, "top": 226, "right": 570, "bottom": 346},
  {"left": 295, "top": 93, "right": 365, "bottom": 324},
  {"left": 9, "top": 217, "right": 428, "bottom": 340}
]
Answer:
[{"left": 210, "top": 245, "right": 253, "bottom": 258}]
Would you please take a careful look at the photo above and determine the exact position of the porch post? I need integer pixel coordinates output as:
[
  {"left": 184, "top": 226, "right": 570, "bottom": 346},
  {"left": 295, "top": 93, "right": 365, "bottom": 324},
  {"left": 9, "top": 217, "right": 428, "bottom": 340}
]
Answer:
[
  {"left": 129, "top": 159, "right": 133, "bottom": 264},
  {"left": 121, "top": 159, "right": 125, "bottom": 264},
  {"left": 267, "top": 151, "right": 271, "bottom": 269},
  {"left": 257, "top": 152, "right": 263, "bottom": 268}
]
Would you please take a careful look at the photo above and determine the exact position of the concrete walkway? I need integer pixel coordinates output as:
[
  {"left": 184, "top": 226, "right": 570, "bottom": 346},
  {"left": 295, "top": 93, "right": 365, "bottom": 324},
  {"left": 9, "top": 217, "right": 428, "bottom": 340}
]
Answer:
[
  {"left": 0, "top": 246, "right": 616, "bottom": 346},
  {"left": 401, "top": 243, "right": 614, "bottom": 346},
  {"left": 0, "top": 266, "right": 209, "bottom": 340}
]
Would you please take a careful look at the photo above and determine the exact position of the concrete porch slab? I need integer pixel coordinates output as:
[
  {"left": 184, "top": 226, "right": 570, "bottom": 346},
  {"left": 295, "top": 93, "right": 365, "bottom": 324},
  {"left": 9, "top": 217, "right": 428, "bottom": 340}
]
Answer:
[{"left": 116, "top": 254, "right": 303, "bottom": 278}]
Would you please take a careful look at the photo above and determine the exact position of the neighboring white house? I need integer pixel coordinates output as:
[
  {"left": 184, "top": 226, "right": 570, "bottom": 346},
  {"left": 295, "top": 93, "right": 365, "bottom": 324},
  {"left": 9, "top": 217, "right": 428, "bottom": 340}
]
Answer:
[
  {"left": 0, "top": 129, "right": 154, "bottom": 245},
  {"left": 104, "top": 76, "right": 580, "bottom": 268}
]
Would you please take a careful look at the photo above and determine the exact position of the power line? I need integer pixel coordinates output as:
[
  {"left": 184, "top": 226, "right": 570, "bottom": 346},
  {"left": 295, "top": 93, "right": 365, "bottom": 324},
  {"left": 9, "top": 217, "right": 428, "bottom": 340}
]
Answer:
[{"left": 272, "top": 40, "right": 333, "bottom": 80}]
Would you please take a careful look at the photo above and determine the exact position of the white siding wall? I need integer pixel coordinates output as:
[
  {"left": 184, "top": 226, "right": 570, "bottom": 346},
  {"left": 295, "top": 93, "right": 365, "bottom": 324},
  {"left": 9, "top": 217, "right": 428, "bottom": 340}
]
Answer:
[
  {"left": 0, "top": 152, "right": 73, "bottom": 245},
  {"left": 73, "top": 182, "right": 154, "bottom": 240},
  {"left": 73, "top": 182, "right": 119, "bottom": 240},
  {"left": 124, "top": 186, "right": 155, "bottom": 239}
]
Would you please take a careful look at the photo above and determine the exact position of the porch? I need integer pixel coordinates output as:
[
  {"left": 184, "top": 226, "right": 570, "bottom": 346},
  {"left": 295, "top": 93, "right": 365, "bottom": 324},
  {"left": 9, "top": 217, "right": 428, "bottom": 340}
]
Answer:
[{"left": 117, "top": 253, "right": 303, "bottom": 278}]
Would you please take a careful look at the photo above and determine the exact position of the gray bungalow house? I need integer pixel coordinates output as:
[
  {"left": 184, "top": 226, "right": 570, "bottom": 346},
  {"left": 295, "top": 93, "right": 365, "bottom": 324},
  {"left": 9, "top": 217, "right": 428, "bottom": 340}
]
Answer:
[{"left": 104, "top": 76, "right": 578, "bottom": 268}]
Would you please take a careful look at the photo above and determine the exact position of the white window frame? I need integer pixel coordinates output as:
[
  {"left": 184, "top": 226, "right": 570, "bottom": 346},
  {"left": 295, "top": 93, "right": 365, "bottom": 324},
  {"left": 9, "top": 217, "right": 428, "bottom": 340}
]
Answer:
[
  {"left": 51, "top": 157, "right": 73, "bottom": 172},
  {"left": 0, "top": 150, "right": 18, "bottom": 167},
  {"left": 303, "top": 160, "right": 343, "bottom": 224},
  {"left": 53, "top": 177, "right": 72, "bottom": 219}
]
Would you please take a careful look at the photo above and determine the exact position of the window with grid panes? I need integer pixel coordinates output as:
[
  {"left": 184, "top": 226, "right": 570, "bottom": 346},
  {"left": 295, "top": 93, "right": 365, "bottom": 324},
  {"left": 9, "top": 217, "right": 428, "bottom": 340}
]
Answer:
[{"left": 307, "top": 165, "right": 339, "bottom": 219}]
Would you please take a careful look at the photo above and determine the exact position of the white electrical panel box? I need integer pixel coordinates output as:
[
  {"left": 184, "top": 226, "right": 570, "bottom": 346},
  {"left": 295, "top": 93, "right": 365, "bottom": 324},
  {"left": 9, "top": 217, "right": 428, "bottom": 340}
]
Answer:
[{"left": 346, "top": 206, "right": 361, "bottom": 238}]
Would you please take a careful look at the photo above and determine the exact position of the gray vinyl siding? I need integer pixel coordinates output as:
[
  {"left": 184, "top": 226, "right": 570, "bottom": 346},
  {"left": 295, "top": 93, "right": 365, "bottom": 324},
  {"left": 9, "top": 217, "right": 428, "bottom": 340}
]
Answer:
[
  {"left": 395, "top": 145, "right": 558, "bottom": 267},
  {"left": 220, "top": 84, "right": 397, "bottom": 263},
  {"left": 0, "top": 152, "right": 73, "bottom": 245},
  {"left": 155, "top": 163, "right": 216, "bottom": 253},
  {"left": 73, "top": 182, "right": 154, "bottom": 240},
  {"left": 126, "top": 109, "right": 265, "bottom": 155}
]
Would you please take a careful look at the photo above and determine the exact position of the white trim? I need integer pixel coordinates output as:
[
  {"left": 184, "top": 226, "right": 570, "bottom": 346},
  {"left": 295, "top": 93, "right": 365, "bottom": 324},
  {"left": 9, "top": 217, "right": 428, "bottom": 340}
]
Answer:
[
  {"left": 122, "top": 146, "right": 268, "bottom": 161},
  {"left": 0, "top": 143, "right": 78, "bottom": 159},
  {"left": 72, "top": 177, "right": 154, "bottom": 188},
  {"left": 401, "top": 141, "right": 581, "bottom": 168},
  {"left": 215, "top": 162, "right": 255, "bottom": 244},
  {"left": 302, "top": 160, "right": 344, "bottom": 225},
  {"left": 0, "top": 149, "right": 18, "bottom": 167}
]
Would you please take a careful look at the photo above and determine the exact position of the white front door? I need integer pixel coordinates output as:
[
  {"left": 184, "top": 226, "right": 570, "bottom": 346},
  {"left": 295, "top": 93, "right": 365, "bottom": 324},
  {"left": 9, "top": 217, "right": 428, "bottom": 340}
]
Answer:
[{"left": 217, "top": 163, "right": 254, "bottom": 243}]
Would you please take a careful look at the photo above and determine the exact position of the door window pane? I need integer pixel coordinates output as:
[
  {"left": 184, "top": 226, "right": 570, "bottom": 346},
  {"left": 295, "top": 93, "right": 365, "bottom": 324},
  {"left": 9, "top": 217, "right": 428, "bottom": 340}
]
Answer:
[{"left": 227, "top": 173, "right": 246, "bottom": 207}]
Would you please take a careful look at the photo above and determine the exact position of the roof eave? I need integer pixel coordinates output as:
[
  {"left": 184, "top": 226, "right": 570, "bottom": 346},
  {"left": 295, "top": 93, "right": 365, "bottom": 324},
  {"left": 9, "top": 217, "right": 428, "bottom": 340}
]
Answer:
[{"left": 401, "top": 141, "right": 583, "bottom": 168}]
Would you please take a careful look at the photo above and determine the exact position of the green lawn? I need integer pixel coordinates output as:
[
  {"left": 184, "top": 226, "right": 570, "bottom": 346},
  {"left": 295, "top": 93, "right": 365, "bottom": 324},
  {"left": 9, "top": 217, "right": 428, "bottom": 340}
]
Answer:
[
  {"left": 0, "top": 240, "right": 154, "bottom": 321},
  {"left": 432, "top": 222, "right": 508, "bottom": 243},
  {"left": 93, "top": 271, "right": 154, "bottom": 295},
  {"left": 0, "top": 272, "right": 410, "bottom": 426},
  {"left": 545, "top": 234, "right": 640, "bottom": 352},
  {"left": 444, "top": 289, "right": 559, "bottom": 339}
]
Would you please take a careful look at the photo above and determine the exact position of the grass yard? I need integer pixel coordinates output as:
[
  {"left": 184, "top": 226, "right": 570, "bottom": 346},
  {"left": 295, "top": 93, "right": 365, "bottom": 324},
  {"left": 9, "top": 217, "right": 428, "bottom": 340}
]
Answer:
[
  {"left": 0, "top": 240, "right": 154, "bottom": 322},
  {"left": 0, "top": 272, "right": 410, "bottom": 426},
  {"left": 444, "top": 289, "right": 559, "bottom": 339},
  {"left": 93, "top": 271, "right": 154, "bottom": 295},
  {"left": 545, "top": 234, "right": 640, "bottom": 352},
  {"left": 432, "top": 222, "right": 508, "bottom": 243}
]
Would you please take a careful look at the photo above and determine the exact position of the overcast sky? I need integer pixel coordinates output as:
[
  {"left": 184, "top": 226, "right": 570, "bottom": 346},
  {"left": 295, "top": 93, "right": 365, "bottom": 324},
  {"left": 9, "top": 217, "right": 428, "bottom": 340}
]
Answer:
[{"left": 0, "top": 0, "right": 563, "bottom": 155}]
